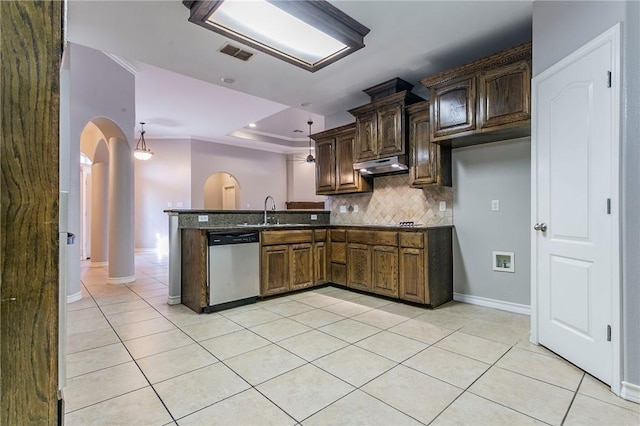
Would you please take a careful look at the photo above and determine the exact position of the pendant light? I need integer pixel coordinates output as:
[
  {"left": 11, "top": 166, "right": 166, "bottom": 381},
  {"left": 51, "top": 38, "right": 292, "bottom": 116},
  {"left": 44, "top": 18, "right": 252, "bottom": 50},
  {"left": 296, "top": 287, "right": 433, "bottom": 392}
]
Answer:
[
  {"left": 133, "top": 122, "right": 153, "bottom": 160},
  {"left": 306, "top": 120, "right": 315, "bottom": 163}
]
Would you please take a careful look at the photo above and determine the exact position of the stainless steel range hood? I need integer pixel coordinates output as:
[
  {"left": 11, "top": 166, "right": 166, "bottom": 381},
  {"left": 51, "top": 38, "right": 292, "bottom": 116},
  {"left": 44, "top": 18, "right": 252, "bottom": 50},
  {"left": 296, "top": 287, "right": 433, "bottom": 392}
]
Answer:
[{"left": 353, "top": 155, "right": 408, "bottom": 176}]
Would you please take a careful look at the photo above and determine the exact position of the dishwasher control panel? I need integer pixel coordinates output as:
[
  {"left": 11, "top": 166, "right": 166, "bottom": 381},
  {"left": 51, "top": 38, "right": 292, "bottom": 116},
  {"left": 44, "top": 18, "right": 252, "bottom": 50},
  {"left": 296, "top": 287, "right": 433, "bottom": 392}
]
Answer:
[{"left": 208, "top": 231, "right": 260, "bottom": 246}]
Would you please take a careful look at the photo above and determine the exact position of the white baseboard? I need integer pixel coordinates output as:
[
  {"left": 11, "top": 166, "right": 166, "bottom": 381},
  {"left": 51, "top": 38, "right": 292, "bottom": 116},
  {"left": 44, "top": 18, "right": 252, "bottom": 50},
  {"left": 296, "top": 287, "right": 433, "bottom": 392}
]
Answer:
[
  {"left": 67, "top": 291, "right": 82, "bottom": 303},
  {"left": 167, "top": 295, "right": 181, "bottom": 305},
  {"left": 90, "top": 261, "right": 108, "bottom": 268},
  {"left": 107, "top": 275, "right": 136, "bottom": 285},
  {"left": 621, "top": 381, "right": 640, "bottom": 403},
  {"left": 135, "top": 248, "right": 159, "bottom": 253},
  {"left": 453, "top": 292, "right": 531, "bottom": 315}
]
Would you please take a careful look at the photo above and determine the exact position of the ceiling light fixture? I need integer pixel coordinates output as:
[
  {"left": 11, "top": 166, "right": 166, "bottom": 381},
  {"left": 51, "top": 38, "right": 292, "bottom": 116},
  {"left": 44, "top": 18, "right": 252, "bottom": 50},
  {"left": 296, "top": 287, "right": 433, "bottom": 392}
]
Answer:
[
  {"left": 133, "top": 122, "right": 153, "bottom": 161},
  {"left": 183, "top": 0, "right": 370, "bottom": 73},
  {"left": 306, "top": 120, "right": 315, "bottom": 163}
]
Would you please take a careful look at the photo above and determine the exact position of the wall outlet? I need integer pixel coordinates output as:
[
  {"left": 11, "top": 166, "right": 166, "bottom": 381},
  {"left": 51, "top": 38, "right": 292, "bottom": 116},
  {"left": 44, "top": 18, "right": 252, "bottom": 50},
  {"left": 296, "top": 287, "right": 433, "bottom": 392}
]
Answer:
[
  {"left": 340, "top": 205, "right": 347, "bottom": 213},
  {"left": 198, "top": 215, "right": 208, "bottom": 222},
  {"left": 353, "top": 205, "right": 359, "bottom": 213},
  {"left": 491, "top": 200, "right": 500, "bottom": 211},
  {"left": 176, "top": 202, "right": 183, "bottom": 208},
  {"left": 310, "top": 214, "right": 318, "bottom": 220},
  {"left": 439, "top": 201, "right": 446, "bottom": 212},
  {"left": 167, "top": 202, "right": 173, "bottom": 207}
]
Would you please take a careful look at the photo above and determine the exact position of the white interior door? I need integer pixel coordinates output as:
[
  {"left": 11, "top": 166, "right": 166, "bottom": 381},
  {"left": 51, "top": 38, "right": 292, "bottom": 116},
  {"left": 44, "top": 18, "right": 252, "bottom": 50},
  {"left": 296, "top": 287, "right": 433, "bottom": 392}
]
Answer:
[
  {"left": 532, "top": 25, "right": 620, "bottom": 386},
  {"left": 223, "top": 185, "right": 236, "bottom": 210}
]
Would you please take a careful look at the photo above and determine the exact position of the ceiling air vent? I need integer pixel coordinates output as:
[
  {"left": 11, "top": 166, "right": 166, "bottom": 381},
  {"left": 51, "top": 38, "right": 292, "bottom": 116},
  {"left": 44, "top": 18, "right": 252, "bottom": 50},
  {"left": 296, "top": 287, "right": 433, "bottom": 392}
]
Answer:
[{"left": 219, "top": 44, "right": 254, "bottom": 61}]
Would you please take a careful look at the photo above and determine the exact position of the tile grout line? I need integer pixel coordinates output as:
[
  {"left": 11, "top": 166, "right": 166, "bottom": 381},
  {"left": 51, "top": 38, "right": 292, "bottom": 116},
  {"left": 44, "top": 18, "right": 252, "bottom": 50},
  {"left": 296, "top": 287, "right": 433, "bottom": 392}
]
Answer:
[
  {"left": 560, "top": 373, "right": 586, "bottom": 426},
  {"left": 72, "top": 268, "right": 180, "bottom": 423}
]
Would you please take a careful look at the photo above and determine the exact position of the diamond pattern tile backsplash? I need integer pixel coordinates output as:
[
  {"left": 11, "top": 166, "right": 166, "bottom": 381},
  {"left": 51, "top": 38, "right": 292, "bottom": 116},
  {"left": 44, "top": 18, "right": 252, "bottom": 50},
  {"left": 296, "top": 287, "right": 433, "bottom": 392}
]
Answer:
[{"left": 328, "top": 174, "right": 453, "bottom": 226}]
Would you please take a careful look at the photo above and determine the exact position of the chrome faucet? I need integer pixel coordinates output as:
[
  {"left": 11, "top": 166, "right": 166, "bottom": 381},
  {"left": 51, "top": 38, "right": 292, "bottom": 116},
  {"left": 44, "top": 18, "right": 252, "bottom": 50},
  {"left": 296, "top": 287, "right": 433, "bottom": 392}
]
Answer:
[{"left": 264, "top": 195, "right": 276, "bottom": 225}]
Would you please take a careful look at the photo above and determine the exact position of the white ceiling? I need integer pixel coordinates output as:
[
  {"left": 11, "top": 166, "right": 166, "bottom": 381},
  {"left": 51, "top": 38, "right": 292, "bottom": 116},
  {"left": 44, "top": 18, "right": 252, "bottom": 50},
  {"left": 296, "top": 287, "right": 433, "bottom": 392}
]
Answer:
[{"left": 66, "top": 0, "right": 532, "bottom": 154}]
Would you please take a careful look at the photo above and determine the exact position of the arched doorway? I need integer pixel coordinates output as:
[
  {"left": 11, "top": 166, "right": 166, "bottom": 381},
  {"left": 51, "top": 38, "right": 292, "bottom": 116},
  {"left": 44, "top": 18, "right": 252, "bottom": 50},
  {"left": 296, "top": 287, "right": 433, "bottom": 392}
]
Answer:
[
  {"left": 75, "top": 118, "right": 135, "bottom": 291},
  {"left": 204, "top": 172, "right": 241, "bottom": 210}
]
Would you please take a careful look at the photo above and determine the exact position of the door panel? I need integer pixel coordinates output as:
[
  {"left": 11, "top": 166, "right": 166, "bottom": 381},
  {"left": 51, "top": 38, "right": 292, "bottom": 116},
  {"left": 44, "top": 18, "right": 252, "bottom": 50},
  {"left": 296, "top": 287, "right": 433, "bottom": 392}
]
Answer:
[{"left": 534, "top": 32, "right": 617, "bottom": 385}]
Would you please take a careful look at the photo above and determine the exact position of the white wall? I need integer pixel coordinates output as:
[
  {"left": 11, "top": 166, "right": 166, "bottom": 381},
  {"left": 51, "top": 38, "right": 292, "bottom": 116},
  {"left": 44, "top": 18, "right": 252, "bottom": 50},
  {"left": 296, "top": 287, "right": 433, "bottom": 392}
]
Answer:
[
  {"left": 286, "top": 154, "right": 326, "bottom": 204},
  {"left": 452, "top": 138, "right": 531, "bottom": 306},
  {"left": 190, "top": 139, "right": 288, "bottom": 210},
  {"left": 533, "top": 0, "right": 640, "bottom": 389},
  {"left": 134, "top": 138, "right": 192, "bottom": 249}
]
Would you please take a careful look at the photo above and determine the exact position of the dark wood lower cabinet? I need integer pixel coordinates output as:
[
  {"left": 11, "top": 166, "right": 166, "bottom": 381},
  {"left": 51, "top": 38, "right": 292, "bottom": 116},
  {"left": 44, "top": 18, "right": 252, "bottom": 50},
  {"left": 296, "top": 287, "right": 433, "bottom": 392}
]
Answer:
[
  {"left": 261, "top": 245, "right": 290, "bottom": 296},
  {"left": 371, "top": 246, "right": 398, "bottom": 298},
  {"left": 256, "top": 227, "right": 452, "bottom": 307},
  {"left": 347, "top": 243, "right": 372, "bottom": 291},
  {"left": 399, "top": 247, "right": 426, "bottom": 303},
  {"left": 313, "top": 242, "right": 329, "bottom": 285},
  {"left": 290, "top": 243, "right": 313, "bottom": 290}
]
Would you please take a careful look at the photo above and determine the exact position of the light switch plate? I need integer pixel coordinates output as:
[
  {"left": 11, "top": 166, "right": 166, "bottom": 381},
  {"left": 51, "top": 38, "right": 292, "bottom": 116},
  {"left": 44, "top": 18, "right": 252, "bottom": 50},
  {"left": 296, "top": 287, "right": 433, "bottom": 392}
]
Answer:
[
  {"left": 198, "top": 215, "right": 208, "bottom": 222},
  {"left": 491, "top": 200, "right": 500, "bottom": 211},
  {"left": 340, "top": 205, "right": 347, "bottom": 213},
  {"left": 176, "top": 202, "right": 183, "bottom": 208},
  {"left": 167, "top": 202, "right": 173, "bottom": 207},
  {"left": 439, "top": 201, "right": 446, "bottom": 212},
  {"left": 354, "top": 205, "right": 359, "bottom": 213}
]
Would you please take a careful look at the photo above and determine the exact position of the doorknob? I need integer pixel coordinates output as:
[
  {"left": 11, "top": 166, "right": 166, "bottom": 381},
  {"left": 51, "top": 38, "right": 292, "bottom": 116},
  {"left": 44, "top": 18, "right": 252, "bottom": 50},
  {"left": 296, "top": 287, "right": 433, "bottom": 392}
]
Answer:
[{"left": 534, "top": 223, "right": 547, "bottom": 232}]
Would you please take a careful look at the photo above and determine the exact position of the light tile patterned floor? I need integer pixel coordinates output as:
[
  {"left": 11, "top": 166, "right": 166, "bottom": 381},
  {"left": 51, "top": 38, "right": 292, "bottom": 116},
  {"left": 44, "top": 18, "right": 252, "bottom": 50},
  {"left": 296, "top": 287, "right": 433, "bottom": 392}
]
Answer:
[{"left": 64, "top": 252, "right": 640, "bottom": 425}]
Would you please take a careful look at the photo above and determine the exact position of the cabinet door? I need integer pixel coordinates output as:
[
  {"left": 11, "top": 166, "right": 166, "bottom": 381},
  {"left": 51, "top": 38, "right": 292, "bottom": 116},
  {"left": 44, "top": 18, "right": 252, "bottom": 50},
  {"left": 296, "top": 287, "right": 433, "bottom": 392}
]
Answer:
[
  {"left": 399, "top": 248, "right": 425, "bottom": 304},
  {"left": 347, "top": 243, "right": 371, "bottom": 291},
  {"left": 377, "top": 102, "right": 404, "bottom": 156},
  {"left": 371, "top": 245, "right": 398, "bottom": 298},
  {"left": 479, "top": 60, "right": 531, "bottom": 130},
  {"left": 290, "top": 243, "right": 313, "bottom": 290},
  {"left": 409, "top": 105, "right": 441, "bottom": 187},
  {"left": 335, "top": 132, "right": 360, "bottom": 192},
  {"left": 261, "top": 245, "right": 290, "bottom": 296},
  {"left": 431, "top": 75, "right": 476, "bottom": 141},
  {"left": 314, "top": 242, "right": 328, "bottom": 285},
  {"left": 315, "top": 138, "right": 336, "bottom": 194},
  {"left": 354, "top": 111, "right": 377, "bottom": 162}
]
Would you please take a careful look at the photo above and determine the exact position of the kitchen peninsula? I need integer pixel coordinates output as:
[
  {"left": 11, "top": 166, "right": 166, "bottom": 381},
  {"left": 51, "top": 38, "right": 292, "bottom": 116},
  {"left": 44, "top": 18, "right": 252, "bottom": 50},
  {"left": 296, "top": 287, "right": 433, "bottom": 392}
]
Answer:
[{"left": 166, "top": 209, "right": 453, "bottom": 313}]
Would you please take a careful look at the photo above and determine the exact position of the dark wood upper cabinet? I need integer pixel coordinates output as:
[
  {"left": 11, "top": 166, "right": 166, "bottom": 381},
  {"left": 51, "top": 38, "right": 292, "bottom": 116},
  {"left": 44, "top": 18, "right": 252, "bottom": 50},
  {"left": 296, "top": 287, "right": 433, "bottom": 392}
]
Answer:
[
  {"left": 479, "top": 60, "right": 531, "bottom": 131},
  {"left": 315, "top": 137, "right": 336, "bottom": 193},
  {"left": 311, "top": 123, "right": 372, "bottom": 195},
  {"left": 421, "top": 42, "right": 532, "bottom": 148},
  {"left": 430, "top": 76, "right": 477, "bottom": 140},
  {"left": 335, "top": 131, "right": 361, "bottom": 192},
  {"left": 406, "top": 101, "right": 452, "bottom": 187},
  {"left": 354, "top": 111, "right": 377, "bottom": 161},
  {"left": 377, "top": 101, "right": 404, "bottom": 156},
  {"left": 349, "top": 79, "right": 424, "bottom": 163}
]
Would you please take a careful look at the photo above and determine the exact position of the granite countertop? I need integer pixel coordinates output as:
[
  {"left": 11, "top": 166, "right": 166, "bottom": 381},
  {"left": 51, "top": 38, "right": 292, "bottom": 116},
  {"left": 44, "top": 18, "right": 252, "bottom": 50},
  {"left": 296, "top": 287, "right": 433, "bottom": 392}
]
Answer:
[{"left": 183, "top": 223, "right": 453, "bottom": 231}]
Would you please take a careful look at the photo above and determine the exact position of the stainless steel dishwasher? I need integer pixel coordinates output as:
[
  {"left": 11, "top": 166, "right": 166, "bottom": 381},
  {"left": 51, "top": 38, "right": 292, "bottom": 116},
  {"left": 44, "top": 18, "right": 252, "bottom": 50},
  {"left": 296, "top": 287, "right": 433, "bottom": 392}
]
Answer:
[{"left": 207, "top": 230, "right": 260, "bottom": 312}]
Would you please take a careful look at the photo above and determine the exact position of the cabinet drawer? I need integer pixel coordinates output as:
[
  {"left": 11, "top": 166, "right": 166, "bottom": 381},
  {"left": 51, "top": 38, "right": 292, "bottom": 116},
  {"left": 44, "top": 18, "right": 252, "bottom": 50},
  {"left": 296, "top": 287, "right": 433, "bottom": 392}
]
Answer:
[
  {"left": 348, "top": 229, "right": 397, "bottom": 246},
  {"left": 331, "top": 242, "right": 346, "bottom": 263},
  {"left": 399, "top": 232, "right": 424, "bottom": 248},
  {"left": 262, "top": 230, "right": 312, "bottom": 245},
  {"left": 331, "top": 229, "right": 346, "bottom": 242},
  {"left": 314, "top": 229, "right": 327, "bottom": 242}
]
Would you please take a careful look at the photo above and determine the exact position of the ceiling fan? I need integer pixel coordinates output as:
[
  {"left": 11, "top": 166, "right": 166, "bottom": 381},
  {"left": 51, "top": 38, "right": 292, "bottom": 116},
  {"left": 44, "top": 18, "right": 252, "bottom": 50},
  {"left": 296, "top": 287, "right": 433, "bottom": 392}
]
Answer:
[{"left": 291, "top": 120, "right": 316, "bottom": 164}]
